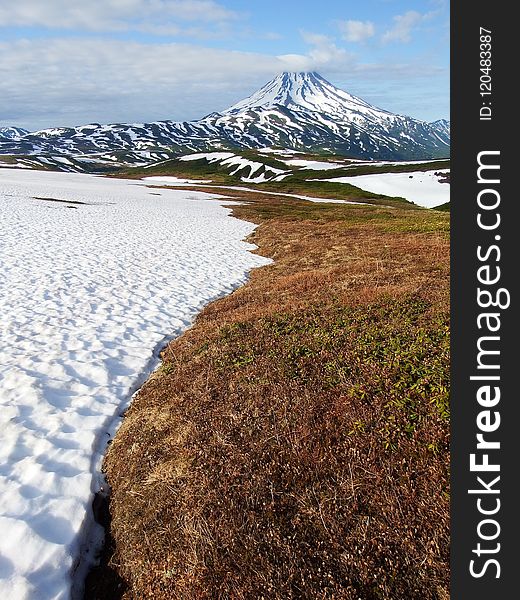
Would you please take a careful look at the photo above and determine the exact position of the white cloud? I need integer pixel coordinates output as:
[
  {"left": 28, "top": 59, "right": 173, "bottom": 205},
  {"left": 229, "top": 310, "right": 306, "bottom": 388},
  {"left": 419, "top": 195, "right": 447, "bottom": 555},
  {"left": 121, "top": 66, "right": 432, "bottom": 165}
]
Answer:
[
  {"left": 284, "top": 32, "right": 352, "bottom": 72},
  {"left": 0, "top": 37, "right": 447, "bottom": 130},
  {"left": 0, "top": 0, "right": 237, "bottom": 33},
  {"left": 338, "top": 20, "right": 375, "bottom": 43},
  {"left": 0, "top": 39, "right": 279, "bottom": 128},
  {"left": 382, "top": 11, "right": 434, "bottom": 43}
]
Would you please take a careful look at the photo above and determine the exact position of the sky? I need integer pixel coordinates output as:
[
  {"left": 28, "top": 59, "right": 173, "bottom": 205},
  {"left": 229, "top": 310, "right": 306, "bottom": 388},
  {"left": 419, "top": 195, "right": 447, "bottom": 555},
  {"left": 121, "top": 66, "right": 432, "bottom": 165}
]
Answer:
[{"left": 0, "top": 0, "right": 449, "bottom": 130}]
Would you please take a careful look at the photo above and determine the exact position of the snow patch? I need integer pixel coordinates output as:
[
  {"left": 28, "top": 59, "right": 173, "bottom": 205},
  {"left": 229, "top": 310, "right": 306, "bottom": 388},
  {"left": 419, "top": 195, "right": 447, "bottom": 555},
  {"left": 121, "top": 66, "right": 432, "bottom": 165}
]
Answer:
[
  {"left": 0, "top": 168, "right": 270, "bottom": 599},
  {"left": 282, "top": 158, "right": 346, "bottom": 170},
  {"left": 143, "top": 176, "right": 213, "bottom": 185},
  {"left": 179, "top": 152, "right": 235, "bottom": 163},
  {"left": 322, "top": 169, "right": 450, "bottom": 208}
]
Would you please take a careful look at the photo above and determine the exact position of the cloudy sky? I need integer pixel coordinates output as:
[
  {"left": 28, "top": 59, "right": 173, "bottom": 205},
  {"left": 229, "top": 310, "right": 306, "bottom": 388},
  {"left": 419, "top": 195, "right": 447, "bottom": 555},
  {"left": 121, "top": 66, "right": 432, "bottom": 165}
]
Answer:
[{"left": 0, "top": 0, "right": 449, "bottom": 130}]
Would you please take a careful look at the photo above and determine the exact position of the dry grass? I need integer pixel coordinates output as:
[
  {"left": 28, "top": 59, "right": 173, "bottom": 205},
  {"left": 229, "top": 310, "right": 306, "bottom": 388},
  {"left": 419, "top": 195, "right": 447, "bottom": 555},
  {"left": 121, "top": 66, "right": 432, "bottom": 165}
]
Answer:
[{"left": 96, "top": 193, "right": 450, "bottom": 600}]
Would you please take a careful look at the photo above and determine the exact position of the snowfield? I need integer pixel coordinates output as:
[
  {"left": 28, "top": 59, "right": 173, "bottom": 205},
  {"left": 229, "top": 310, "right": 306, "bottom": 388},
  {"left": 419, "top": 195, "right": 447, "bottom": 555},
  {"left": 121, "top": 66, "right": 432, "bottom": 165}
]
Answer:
[
  {"left": 142, "top": 175, "right": 213, "bottom": 185},
  {"left": 0, "top": 168, "right": 270, "bottom": 599},
  {"left": 281, "top": 158, "right": 346, "bottom": 170},
  {"left": 322, "top": 169, "right": 450, "bottom": 208}
]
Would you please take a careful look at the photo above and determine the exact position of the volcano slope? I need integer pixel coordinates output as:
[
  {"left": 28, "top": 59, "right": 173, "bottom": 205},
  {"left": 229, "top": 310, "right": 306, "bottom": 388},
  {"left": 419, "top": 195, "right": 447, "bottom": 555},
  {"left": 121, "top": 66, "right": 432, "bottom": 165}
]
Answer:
[{"left": 90, "top": 192, "right": 450, "bottom": 600}]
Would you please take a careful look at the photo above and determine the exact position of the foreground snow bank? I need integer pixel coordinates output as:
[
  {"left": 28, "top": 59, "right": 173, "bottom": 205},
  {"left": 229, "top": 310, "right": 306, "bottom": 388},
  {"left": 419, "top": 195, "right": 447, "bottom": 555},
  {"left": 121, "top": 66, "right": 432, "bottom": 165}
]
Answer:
[
  {"left": 323, "top": 169, "right": 450, "bottom": 208},
  {"left": 0, "top": 168, "right": 270, "bottom": 599}
]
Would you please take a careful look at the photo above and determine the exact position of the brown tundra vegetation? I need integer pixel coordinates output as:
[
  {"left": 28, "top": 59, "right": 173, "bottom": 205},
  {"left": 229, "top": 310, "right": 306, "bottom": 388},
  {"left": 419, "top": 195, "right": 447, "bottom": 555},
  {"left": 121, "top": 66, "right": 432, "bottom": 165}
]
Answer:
[{"left": 86, "top": 189, "right": 450, "bottom": 600}]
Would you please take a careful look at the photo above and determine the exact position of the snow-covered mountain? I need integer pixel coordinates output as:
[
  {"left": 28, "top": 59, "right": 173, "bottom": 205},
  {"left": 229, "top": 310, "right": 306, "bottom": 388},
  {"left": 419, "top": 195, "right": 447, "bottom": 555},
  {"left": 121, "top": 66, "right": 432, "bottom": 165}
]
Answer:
[
  {"left": 0, "top": 72, "right": 449, "bottom": 168},
  {"left": 429, "top": 119, "right": 450, "bottom": 139},
  {"left": 227, "top": 72, "right": 404, "bottom": 123},
  {"left": 216, "top": 72, "right": 449, "bottom": 159},
  {"left": 0, "top": 127, "right": 30, "bottom": 140}
]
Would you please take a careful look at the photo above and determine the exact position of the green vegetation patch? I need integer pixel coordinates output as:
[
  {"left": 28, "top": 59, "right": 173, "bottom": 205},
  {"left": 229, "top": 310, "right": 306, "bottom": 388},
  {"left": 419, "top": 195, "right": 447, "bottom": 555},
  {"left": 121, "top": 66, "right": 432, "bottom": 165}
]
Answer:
[
  {"left": 231, "top": 194, "right": 450, "bottom": 236},
  {"left": 211, "top": 295, "right": 450, "bottom": 439}
]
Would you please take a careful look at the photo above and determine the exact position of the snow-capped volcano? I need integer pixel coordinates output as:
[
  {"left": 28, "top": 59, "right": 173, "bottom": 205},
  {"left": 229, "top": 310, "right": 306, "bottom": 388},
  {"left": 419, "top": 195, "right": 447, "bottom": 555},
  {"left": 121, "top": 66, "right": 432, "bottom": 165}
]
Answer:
[
  {"left": 220, "top": 72, "right": 448, "bottom": 160},
  {"left": 226, "top": 71, "right": 396, "bottom": 123},
  {"left": 0, "top": 72, "right": 449, "bottom": 169}
]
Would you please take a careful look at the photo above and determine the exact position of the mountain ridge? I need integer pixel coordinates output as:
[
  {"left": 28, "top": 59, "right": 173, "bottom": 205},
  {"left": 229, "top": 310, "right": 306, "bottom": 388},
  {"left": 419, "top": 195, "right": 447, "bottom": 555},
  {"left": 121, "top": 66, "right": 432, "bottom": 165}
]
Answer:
[
  {"left": 0, "top": 127, "right": 30, "bottom": 140},
  {"left": 0, "top": 72, "right": 449, "bottom": 169}
]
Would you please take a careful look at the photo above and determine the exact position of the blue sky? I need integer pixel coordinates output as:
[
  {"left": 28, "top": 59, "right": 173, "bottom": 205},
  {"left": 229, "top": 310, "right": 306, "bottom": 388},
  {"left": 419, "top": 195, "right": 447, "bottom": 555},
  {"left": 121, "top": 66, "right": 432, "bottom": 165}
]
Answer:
[{"left": 0, "top": 0, "right": 449, "bottom": 130}]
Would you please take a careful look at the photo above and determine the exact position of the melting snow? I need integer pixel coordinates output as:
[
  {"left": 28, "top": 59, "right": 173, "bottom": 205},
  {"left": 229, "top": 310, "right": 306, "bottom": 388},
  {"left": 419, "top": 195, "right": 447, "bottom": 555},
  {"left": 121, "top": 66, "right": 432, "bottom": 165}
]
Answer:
[
  {"left": 179, "top": 152, "right": 235, "bottom": 162},
  {"left": 282, "top": 158, "right": 346, "bottom": 170},
  {"left": 258, "top": 147, "right": 303, "bottom": 156},
  {"left": 195, "top": 184, "right": 365, "bottom": 205},
  {"left": 0, "top": 168, "right": 270, "bottom": 599},
  {"left": 179, "top": 152, "right": 287, "bottom": 182},
  {"left": 345, "top": 159, "right": 447, "bottom": 168},
  {"left": 143, "top": 175, "right": 213, "bottom": 185},
  {"left": 322, "top": 169, "right": 450, "bottom": 208},
  {"left": 142, "top": 178, "right": 366, "bottom": 204}
]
